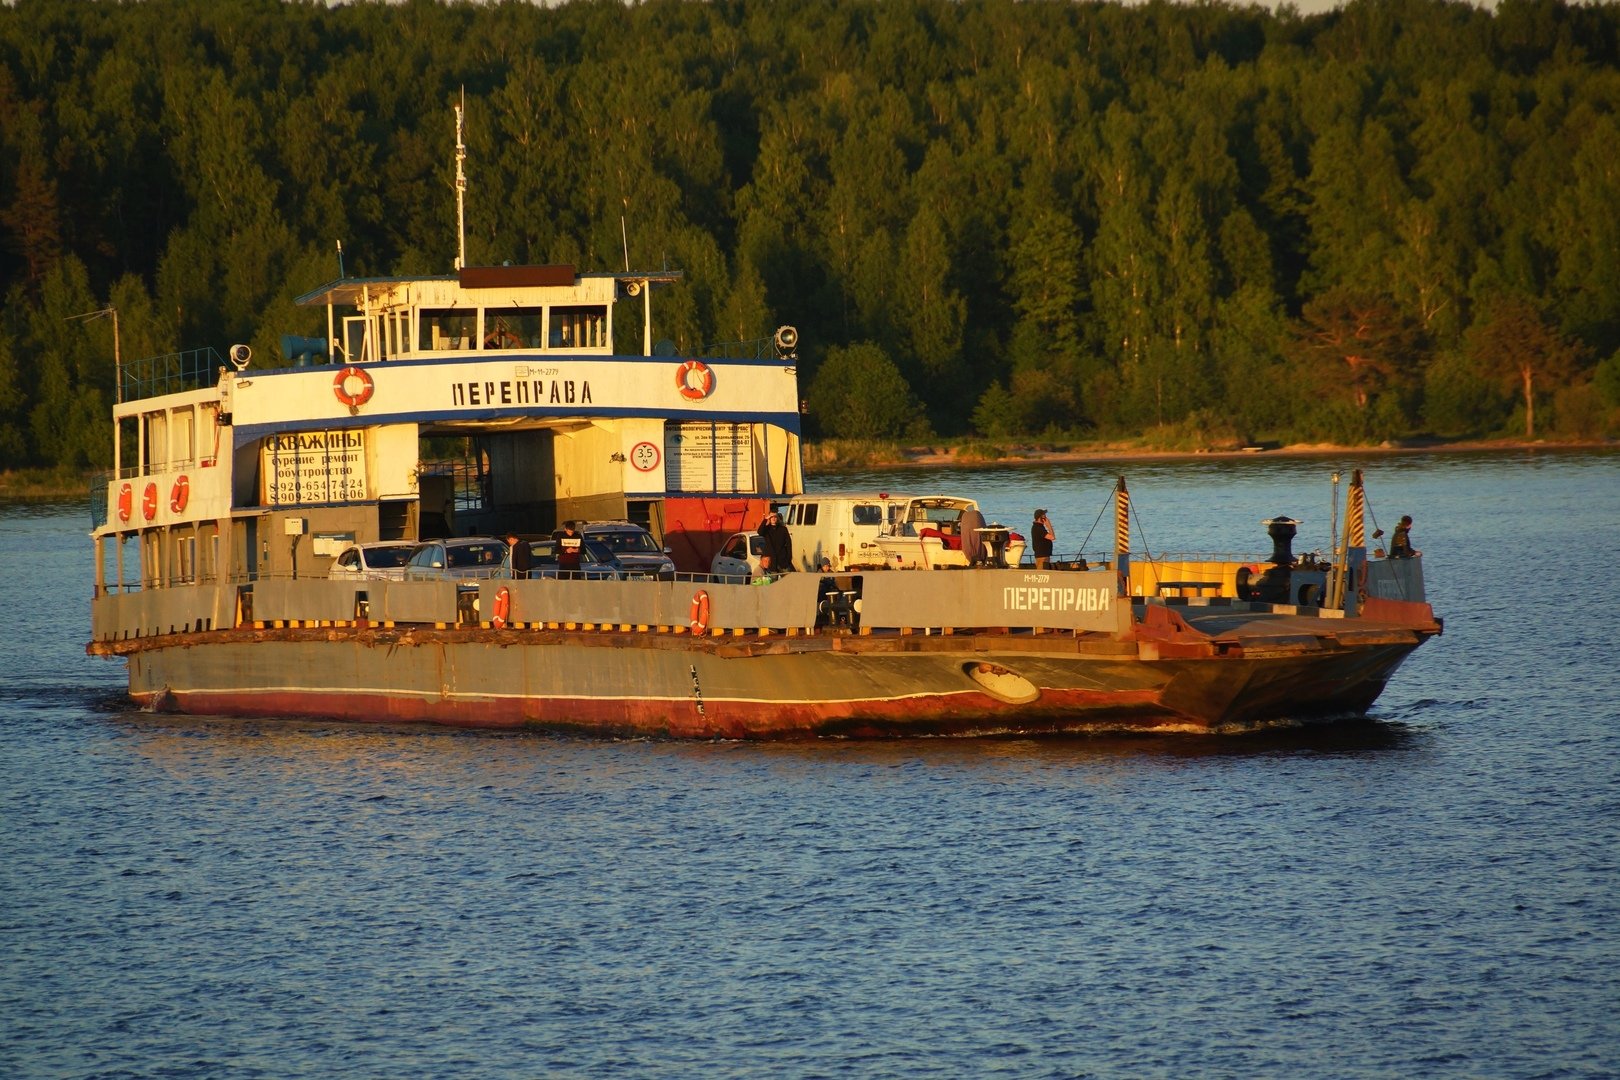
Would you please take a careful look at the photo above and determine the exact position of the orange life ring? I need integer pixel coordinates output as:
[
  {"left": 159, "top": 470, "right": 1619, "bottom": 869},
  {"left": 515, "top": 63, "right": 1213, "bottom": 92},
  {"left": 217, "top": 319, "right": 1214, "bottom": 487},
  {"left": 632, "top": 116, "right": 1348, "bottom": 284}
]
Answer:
[
  {"left": 676, "top": 360, "right": 714, "bottom": 401},
  {"left": 141, "top": 482, "right": 159, "bottom": 521},
  {"left": 689, "top": 589, "right": 710, "bottom": 633},
  {"left": 117, "top": 483, "right": 133, "bottom": 523},
  {"left": 333, "top": 365, "right": 375, "bottom": 408},
  {"left": 492, "top": 586, "right": 511, "bottom": 630},
  {"left": 170, "top": 474, "right": 190, "bottom": 513}
]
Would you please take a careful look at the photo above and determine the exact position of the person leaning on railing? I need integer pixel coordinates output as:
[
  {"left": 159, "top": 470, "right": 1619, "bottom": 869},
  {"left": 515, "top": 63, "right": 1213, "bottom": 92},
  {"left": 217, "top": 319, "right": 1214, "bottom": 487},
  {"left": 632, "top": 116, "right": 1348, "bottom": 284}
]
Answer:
[
  {"left": 1031, "top": 509, "right": 1055, "bottom": 569},
  {"left": 1389, "top": 515, "right": 1420, "bottom": 558}
]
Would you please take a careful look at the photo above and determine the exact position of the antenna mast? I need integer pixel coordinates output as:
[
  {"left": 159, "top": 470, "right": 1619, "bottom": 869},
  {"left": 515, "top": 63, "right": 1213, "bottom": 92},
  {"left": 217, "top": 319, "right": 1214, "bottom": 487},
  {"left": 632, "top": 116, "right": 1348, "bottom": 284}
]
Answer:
[{"left": 454, "top": 89, "right": 468, "bottom": 271}]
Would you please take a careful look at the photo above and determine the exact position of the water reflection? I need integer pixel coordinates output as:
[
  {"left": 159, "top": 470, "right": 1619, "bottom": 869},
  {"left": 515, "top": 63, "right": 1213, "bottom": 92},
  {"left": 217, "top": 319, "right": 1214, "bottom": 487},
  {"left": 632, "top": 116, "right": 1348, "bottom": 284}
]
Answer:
[{"left": 99, "top": 705, "right": 1422, "bottom": 777}]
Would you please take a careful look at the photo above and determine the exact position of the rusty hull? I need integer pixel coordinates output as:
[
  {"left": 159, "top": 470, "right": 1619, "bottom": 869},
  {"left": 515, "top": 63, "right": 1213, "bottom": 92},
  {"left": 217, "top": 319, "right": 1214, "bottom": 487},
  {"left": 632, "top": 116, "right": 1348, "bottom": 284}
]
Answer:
[{"left": 96, "top": 600, "right": 1440, "bottom": 737}]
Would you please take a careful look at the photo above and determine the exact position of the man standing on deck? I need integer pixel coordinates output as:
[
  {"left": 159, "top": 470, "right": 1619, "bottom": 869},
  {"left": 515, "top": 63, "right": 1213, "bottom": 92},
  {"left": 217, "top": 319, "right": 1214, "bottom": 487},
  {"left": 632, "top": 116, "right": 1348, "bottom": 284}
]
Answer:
[
  {"left": 1390, "top": 515, "right": 1419, "bottom": 558},
  {"left": 556, "top": 521, "right": 583, "bottom": 577},
  {"left": 1031, "top": 509, "right": 1055, "bottom": 569},
  {"left": 506, "top": 531, "right": 531, "bottom": 579}
]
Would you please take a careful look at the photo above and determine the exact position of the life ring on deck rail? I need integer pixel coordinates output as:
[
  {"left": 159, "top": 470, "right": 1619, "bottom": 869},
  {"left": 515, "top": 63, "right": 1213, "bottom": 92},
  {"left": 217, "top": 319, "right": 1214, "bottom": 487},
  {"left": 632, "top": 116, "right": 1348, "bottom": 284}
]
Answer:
[
  {"left": 170, "top": 474, "right": 190, "bottom": 514},
  {"left": 116, "top": 482, "right": 133, "bottom": 523},
  {"left": 491, "top": 586, "right": 511, "bottom": 630},
  {"left": 141, "top": 482, "right": 159, "bottom": 521},
  {"left": 333, "top": 365, "right": 375, "bottom": 409},
  {"left": 689, "top": 590, "right": 710, "bottom": 634},
  {"left": 675, "top": 360, "right": 714, "bottom": 401}
]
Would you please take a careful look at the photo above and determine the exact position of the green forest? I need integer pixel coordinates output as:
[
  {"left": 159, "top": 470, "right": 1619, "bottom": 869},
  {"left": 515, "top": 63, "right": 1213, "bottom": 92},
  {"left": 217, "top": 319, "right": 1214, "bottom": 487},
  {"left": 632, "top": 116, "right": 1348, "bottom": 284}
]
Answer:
[{"left": 3, "top": 0, "right": 1620, "bottom": 473}]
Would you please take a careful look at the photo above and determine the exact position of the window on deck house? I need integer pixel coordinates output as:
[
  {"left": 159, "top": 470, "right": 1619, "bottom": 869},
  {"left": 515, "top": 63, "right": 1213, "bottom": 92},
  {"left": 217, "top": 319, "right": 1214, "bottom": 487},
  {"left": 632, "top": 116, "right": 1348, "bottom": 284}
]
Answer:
[
  {"left": 420, "top": 310, "right": 477, "bottom": 351},
  {"left": 549, "top": 306, "right": 607, "bottom": 349},
  {"left": 482, "top": 307, "right": 542, "bottom": 350}
]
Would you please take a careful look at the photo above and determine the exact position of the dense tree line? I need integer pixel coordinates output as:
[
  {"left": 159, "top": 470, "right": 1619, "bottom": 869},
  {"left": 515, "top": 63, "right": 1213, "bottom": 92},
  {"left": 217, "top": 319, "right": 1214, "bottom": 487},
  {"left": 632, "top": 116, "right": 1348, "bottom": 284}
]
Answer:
[{"left": 3, "top": 0, "right": 1619, "bottom": 471}]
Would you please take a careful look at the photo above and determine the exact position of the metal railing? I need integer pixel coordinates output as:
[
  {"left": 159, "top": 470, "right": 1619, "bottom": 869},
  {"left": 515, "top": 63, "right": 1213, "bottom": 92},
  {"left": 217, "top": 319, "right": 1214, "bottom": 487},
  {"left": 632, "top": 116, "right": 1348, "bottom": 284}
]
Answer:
[
  {"left": 698, "top": 336, "right": 776, "bottom": 361},
  {"left": 89, "top": 472, "right": 111, "bottom": 528},
  {"left": 122, "top": 347, "right": 225, "bottom": 402}
]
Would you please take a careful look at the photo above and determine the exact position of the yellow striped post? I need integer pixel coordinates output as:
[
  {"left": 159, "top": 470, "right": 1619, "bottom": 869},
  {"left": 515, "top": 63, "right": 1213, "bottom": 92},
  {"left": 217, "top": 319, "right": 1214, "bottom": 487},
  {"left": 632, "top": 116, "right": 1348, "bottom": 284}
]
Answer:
[
  {"left": 1347, "top": 469, "right": 1366, "bottom": 549},
  {"left": 1114, "top": 477, "right": 1132, "bottom": 596}
]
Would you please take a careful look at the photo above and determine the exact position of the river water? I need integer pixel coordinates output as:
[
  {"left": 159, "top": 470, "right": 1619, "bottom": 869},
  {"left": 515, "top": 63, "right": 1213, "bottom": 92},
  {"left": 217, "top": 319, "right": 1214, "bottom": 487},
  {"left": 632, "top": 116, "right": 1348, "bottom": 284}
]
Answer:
[{"left": 2, "top": 450, "right": 1616, "bottom": 1078}]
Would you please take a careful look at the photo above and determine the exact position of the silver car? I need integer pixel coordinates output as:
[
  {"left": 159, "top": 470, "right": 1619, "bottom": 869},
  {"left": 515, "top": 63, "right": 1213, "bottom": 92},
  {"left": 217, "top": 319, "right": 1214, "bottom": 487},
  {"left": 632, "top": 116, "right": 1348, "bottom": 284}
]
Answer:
[
  {"left": 403, "top": 537, "right": 510, "bottom": 581},
  {"left": 328, "top": 542, "right": 415, "bottom": 582},
  {"left": 710, "top": 531, "right": 770, "bottom": 582}
]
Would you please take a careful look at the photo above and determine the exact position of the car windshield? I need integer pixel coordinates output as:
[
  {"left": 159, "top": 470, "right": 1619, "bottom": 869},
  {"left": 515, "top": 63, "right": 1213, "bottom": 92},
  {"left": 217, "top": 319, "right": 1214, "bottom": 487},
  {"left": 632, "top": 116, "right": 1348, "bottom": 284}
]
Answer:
[
  {"left": 365, "top": 546, "right": 414, "bottom": 568},
  {"left": 591, "top": 530, "right": 659, "bottom": 554},
  {"left": 447, "top": 542, "right": 505, "bottom": 568}
]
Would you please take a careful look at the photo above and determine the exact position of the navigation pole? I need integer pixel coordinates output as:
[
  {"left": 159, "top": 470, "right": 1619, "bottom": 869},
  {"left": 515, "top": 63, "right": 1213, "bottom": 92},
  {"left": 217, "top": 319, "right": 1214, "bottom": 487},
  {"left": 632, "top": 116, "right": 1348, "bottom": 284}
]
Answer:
[{"left": 454, "top": 89, "right": 467, "bottom": 271}]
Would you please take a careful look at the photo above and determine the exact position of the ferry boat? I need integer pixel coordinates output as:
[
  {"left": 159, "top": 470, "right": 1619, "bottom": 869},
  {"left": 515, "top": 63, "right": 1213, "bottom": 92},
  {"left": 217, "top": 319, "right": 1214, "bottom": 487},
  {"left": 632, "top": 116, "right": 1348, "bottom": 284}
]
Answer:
[
  {"left": 85, "top": 272, "right": 1441, "bottom": 738},
  {"left": 84, "top": 114, "right": 1441, "bottom": 737}
]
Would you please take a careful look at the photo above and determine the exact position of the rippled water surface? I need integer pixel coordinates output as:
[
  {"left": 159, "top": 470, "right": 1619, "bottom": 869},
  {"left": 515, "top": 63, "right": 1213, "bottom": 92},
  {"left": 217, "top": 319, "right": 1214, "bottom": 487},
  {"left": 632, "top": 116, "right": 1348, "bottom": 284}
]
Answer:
[{"left": 3, "top": 451, "right": 1617, "bottom": 1078}]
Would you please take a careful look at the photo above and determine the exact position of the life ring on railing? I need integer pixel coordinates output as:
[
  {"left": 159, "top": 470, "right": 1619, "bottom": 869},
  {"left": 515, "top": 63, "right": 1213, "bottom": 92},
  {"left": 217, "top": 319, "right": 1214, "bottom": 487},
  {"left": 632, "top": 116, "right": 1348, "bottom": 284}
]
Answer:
[
  {"left": 141, "top": 481, "right": 159, "bottom": 521},
  {"left": 675, "top": 360, "right": 714, "bottom": 401},
  {"left": 117, "top": 483, "right": 133, "bottom": 523},
  {"left": 170, "top": 474, "right": 190, "bottom": 513},
  {"left": 491, "top": 586, "right": 511, "bottom": 630},
  {"left": 333, "top": 365, "right": 375, "bottom": 409},
  {"left": 689, "top": 589, "right": 711, "bottom": 634}
]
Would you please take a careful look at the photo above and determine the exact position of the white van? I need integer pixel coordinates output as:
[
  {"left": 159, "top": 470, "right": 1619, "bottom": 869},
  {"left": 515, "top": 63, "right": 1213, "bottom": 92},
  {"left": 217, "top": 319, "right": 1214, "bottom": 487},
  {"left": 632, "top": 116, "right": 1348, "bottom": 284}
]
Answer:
[{"left": 775, "top": 492, "right": 913, "bottom": 571}]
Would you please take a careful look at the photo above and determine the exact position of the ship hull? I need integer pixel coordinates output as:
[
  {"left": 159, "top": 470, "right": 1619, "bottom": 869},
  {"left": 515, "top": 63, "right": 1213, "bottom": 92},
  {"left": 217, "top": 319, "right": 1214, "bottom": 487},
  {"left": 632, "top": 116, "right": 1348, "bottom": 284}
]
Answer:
[{"left": 115, "top": 624, "right": 1427, "bottom": 738}]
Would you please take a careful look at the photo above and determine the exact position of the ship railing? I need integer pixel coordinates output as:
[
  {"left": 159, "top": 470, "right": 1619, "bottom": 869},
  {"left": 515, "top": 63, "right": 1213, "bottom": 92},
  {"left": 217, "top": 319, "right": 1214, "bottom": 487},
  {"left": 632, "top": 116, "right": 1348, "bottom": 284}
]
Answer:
[
  {"left": 88, "top": 471, "right": 111, "bottom": 528},
  {"left": 122, "top": 347, "right": 226, "bottom": 402},
  {"left": 697, "top": 335, "right": 776, "bottom": 361}
]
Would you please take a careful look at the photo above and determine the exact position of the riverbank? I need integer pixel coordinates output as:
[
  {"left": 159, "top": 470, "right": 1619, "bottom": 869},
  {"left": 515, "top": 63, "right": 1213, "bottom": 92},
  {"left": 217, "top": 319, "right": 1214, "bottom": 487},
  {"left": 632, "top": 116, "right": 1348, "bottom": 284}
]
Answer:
[
  {"left": 801, "top": 435, "right": 1616, "bottom": 473},
  {"left": 0, "top": 469, "right": 94, "bottom": 504}
]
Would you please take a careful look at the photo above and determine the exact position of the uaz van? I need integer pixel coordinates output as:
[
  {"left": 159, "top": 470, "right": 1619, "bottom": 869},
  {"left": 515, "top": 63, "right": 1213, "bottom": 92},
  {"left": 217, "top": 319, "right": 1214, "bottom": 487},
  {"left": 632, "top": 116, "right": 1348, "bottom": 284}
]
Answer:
[{"left": 774, "top": 492, "right": 913, "bottom": 571}]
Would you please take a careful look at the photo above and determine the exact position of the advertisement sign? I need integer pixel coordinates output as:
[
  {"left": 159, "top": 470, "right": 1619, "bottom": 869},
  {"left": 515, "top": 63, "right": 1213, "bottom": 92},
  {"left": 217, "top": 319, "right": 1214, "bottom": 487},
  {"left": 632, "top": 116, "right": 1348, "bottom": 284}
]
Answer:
[{"left": 261, "top": 430, "right": 368, "bottom": 505}]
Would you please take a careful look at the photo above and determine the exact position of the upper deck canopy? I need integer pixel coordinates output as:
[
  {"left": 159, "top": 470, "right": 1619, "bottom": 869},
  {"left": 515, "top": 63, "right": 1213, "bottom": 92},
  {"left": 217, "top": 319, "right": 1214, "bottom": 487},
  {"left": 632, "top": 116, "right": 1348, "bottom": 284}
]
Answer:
[{"left": 295, "top": 266, "right": 683, "bottom": 309}]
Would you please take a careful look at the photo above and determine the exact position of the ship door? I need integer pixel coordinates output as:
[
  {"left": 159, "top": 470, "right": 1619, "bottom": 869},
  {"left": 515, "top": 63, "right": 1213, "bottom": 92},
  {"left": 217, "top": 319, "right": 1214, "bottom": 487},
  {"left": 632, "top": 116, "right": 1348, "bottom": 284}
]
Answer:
[
  {"left": 231, "top": 515, "right": 261, "bottom": 581},
  {"left": 341, "top": 316, "right": 369, "bottom": 363}
]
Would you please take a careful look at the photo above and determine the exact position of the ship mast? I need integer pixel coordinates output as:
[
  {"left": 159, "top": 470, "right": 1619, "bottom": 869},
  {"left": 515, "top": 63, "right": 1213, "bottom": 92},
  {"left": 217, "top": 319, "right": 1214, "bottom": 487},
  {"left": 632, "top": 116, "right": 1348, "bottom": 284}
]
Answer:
[{"left": 454, "top": 89, "right": 467, "bottom": 271}]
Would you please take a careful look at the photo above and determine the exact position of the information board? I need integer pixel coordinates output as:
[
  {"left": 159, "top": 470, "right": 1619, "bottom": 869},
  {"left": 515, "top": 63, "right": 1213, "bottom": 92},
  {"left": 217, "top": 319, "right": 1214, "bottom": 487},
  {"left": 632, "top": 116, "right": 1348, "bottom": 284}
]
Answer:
[{"left": 664, "top": 423, "right": 754, "bottom": 492}]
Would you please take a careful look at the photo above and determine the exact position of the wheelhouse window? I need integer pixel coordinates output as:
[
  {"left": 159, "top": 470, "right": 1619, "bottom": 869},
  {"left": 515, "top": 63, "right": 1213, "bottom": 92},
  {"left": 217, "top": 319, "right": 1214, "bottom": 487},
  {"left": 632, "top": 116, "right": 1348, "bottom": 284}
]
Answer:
[
  {"left": 549, "top": 305, "right": 607, "bottom": 349},
  {"left": 482, "top": 307, "right": 542, "bottom": 350},
  {"left": 420, "top": 309, "right": 477, "bottom": 351}
]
